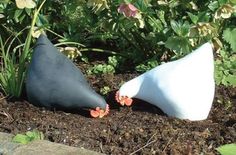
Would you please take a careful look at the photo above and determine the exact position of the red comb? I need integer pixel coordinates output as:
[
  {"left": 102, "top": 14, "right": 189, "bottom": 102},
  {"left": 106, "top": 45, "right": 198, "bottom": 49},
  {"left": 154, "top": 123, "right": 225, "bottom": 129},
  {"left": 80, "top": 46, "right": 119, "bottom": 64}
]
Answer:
[
  {"left": 115, "top": 91, "right": 133, "bottom": 106},
  {"left": 90, "top": 104, "right": 109, "bottom": 118}
]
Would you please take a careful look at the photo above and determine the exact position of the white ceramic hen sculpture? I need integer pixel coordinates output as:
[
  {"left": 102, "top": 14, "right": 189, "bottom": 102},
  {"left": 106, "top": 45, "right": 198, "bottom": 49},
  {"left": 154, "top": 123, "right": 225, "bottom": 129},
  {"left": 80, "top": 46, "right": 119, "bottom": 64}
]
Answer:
[{"left": 116, "top": 43, "right": 215, "bottom": 121}]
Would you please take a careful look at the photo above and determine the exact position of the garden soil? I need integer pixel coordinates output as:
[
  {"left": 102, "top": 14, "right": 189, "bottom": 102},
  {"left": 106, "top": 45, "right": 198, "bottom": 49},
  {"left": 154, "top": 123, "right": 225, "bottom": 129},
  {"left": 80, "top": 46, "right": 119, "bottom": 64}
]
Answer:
[{"left": 0, "top": 61, "right": 235, "bottom": 155}]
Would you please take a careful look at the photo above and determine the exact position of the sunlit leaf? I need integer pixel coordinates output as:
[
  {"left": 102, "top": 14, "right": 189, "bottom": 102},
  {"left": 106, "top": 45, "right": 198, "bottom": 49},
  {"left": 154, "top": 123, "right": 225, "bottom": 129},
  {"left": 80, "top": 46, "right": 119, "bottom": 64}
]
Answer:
[
  {"left": 0, "top": 0, "right": 10, "bottom": 4},
  {"left": 31, "top": 26, "right": 44, "bottom": 38},
  {"left": 170, "top": 20, "right": 190, "bottom": 37},
  {"left": 215, "top": 4, "right": 235, "bottom": 19},
  {"left": 148, "top": 16, "right": 163, "bottom": 32},
  {"left": 26, "top": 130, "right": 43, "bottom": 140},
  {"left": 208, "top": 1, "right": 219, "bottom": 11},
  {"left": 226, "top": 75, "right": 236, "bottom": 85},
  {"left": 135, "top": 0, "right": 151, "bottom": 11},
  {"left": 230, "top": 0, "right": 236, "bottom": 4},
  {"left": 218, "top": 0, "right": 228, "bottom": 5},
  {"left": 0, "top": 14, "right": 4, "bottom": 18},
  {"left": 223, "top": 28, "right": 236, "bottom": 52},
  {"left": 165, "top": 36, "right": 191, "bottom": 54},
  {"left": 14, "top": 9, "right": 23, "bottom": 22},
  {"left": 87, "top": 0, "right": 108, "bottom": 14},
  {"left": 216, "top": 144, "right": 236, "bottom": 155},
  {"left": 170, "top": 20, "right": 182, "bottom": 36},
  {"left": 187, "top": 12, "right": 198, "bottom": 24},
  {"left": 198, "top": 12, "right": 210, "bottom": 22},
  {"left": 15, "top": 0, "right": 36, "bottom": 9},
  {"left": 12, "top": 134, "right": 31, "bottom": 144}
]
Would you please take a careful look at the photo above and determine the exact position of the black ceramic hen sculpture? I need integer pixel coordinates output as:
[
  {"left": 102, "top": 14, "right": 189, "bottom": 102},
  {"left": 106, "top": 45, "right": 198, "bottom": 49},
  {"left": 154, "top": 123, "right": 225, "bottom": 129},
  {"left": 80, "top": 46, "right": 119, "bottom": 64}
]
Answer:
[{"left": 26, "top": 34, "right": 109, "bottom": 118}]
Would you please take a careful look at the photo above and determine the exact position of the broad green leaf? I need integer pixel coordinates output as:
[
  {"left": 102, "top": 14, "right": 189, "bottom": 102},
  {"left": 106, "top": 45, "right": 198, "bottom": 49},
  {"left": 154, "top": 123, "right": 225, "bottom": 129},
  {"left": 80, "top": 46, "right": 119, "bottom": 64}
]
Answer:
[
  {"left": 165, "top": 36, "right": 191, "bottom": 54},
  {"left": 187, "top": 12, "right": 198, "bottom": 24},
  {"left": 148, "top": 16, "right": 163, "bottom": 32},
  {"left": 223, "top": 28, "right": 236, "bottom": 52},
  {"left": 157, "top": 10, "right": 167, "bottom": 26},
  {"left": 12, "top": 134, "right": 31, "bottom": 144},
  {"left": 170, "top": 20, "right": 189, "bottom": 37},
  {"left": 12, "top": 131, "right": 44, "bottom": 145},
  {"left": 170, "top": 20, "right": 181, "bottom": 36},
  {"left": 0, "top": 13, "right": 4, "bottom": 18},
  {"left": 0, "top": 0, "right": 10, "bottom": 4},
  {"left": 18, "top": 14, "right": 26, "bottom": 23},
  {"left": 230, "top": 0, "right": 236, "bottom": 4},
  {"left": 124, "top": 0, "right": 132, "bottom": 3},
  {"left": 25, "top": 8, "right": 32, "bottom": 16},
  {"left": 198, "top": 12, "right": 210, "bottom": 22},
  {"left": 216, "top": 144, "right": 236, "bottom": 155},
  {"left": 87, "top": 0, "right": 108, "bottom": 13},
  {"left": 135, "top": 0, "right": 150, "bottom": 11},
  {"left": 15, "top": 0, "right": 36, "bottom": 9},
  {"left": 218, "top": 0, "right": 228, "bottom": 5},
  {"left": 37, "top": 14, "right": 49, "bottom": 26},
  {"left": 208, "top": 1, "right": 219, "bottom": 11},
  {"left": 14, "top": 9, "right": 23, "bottom": 23},
  {"left": 169, "top": 0, "right": 179, "bottom": 8},
  {"left": 26, "top": 131, "right": 36, "bottom": 138},
  {"left": 226, "top": 75, "right": 236, "bottom": 86}
]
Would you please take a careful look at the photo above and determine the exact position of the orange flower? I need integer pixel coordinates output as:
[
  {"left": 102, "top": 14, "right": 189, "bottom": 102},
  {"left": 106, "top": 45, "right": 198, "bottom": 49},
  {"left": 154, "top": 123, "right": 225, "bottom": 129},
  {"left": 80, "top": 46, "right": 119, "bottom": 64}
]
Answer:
[
  {"left": 115, "top": 91, "right": 133, "bottom": 106},
  {"left": 90, "top": 104, "right": 109, "bottom": 118}
]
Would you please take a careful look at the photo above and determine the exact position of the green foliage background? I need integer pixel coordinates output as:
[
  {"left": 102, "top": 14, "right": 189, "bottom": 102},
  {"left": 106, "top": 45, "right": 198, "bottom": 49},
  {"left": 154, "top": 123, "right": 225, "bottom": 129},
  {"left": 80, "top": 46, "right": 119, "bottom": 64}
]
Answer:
[{"left": 0, "top": 0, "right": 236, "bottom": 98}]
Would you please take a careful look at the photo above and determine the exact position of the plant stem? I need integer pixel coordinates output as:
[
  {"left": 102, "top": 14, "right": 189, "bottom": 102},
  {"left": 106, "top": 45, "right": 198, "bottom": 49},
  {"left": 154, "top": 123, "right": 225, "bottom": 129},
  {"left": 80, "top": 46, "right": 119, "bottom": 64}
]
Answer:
[
  {"left": 21, "top": 0, "right": 46, "bottom": 62},
  {"left": 55, "top": 42, "right": 85, "bottom": 48},
  {"left": 80, "top": 48, "right": 127, "bottom": 57},
  {"left": 45, "top": 28, "right": 66, "bottom": 39},
  {"left": 17, "top": 0, "right": 46, "bottom": 97}
]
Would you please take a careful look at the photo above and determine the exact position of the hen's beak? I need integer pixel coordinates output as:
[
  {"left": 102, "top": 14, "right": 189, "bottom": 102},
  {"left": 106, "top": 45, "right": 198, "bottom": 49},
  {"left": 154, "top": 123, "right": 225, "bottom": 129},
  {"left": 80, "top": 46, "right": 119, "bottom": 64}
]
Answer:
[
  {"left": 115, "top": 91, "right": 133, "bottom": 106},
  {"left": 90, "top": 104, "right": 109, "bottom": 118}
]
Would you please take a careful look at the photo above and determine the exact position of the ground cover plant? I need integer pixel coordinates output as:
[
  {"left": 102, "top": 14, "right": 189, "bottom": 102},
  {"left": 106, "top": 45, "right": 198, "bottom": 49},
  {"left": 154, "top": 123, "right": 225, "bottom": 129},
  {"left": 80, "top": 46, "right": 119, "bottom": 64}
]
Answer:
[{"left": 0, "top": 0, "right": 236, "bottom": 154}]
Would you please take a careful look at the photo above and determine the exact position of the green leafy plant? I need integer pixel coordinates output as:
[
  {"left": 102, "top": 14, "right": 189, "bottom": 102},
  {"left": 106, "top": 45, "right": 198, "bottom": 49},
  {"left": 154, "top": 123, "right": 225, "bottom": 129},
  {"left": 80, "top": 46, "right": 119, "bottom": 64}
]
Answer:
[
  {"left": 217, "top": 99, "right": 233, "bottom": 110},
  {"left": 216, "top": 143, "right": 236, "bottom": 155},
  {"left": 223, "top": 28, "right": 236, "bottom": 52},
  {"left": 83, "top": 0, "right": 236, "bottom": 67},
  {"left": 87, "top": 56, "right": 120, "bottom": 75},
  {"left": 1, "top": 0, "right": 236, "bottom": 97},
  {"left": 215, "top": 50, "right": 236, "bottom": 86},
  {"left": 88, "top": 64, "right": 115, "bottom": 75},
  {"left": 0, "top": 0, "right": 46, "bottom": 97},
  {"left": 135, "top": 59, "right": 159, "bottom": 72},
  {"left": 100, "top": 86, "right": 111, "bottom": 95},
  {"left": 12, "top": 130, "right": 44, "bottom": 144},
  {"left": 0, "top": 33, "right": 24, "bottom": 97},
  {"left": 165, "top": 20, "right": 192, "bottom": 55}
]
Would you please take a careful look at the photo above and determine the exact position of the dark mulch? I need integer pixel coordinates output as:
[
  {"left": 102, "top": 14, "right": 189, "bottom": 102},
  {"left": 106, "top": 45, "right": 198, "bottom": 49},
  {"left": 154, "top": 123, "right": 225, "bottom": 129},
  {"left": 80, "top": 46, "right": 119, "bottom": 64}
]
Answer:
[{"left": 0, "top": 62, "right": 235, "bottom": 155}]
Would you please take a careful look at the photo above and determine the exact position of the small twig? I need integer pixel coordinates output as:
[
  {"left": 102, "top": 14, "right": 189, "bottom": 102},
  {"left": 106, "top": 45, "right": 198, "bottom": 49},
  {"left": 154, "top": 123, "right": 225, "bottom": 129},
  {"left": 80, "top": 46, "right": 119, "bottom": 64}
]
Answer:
[
  {"left": 0, "top": 95, "right": 8, "bottom": 101},
  {"left": 129, "top": 132, "right": 157, "bottom": 155},
  {"left": 147, "top": 131, "right": 157, "bottom": 143},
  {"left": 186, "top": 141, "right": 193, "bottom": 155},
  {"left": 130, "top": 139, "right": 157, "bottom": 155},
  {"left": 115, "top": 109, "right": 131, "bottom": 133},
  {"left": 0, "top": 110, "right": 13, "bottom": 122},
  {"left": 0, "top": 111, "right": 8, "bottom": 117},
  {"left": 162, "top": 137, "right": 173, "bottom": 153},
  {"left": 80, "top": 48, "right": 127, "bottom": 57},
  {"left": 99, "top": 142, "right": 104, "bottom": 153}
]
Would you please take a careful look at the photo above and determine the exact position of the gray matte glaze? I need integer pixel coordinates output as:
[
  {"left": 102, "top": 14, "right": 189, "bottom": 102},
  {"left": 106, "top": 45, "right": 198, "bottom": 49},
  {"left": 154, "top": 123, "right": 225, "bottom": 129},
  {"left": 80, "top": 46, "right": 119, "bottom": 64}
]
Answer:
[{"left": 26, "top": 34, "right": 107, "bottom": 110}]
